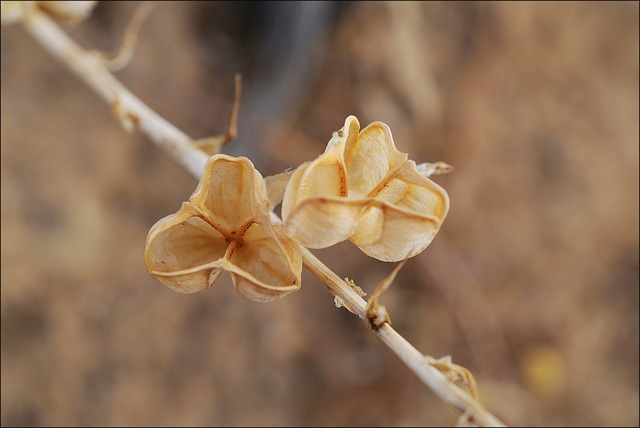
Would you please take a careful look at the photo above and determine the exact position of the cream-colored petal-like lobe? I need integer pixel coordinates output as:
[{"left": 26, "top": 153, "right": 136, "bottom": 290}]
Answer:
[
  {"left": 145, "top": 202, "right": 229, "bottom": 293},
  {"left": 365, "top": 160, "right": 449, "bottom": 224},
  {"left": 339, "top": 114, "right": 361, "bottom": 151},
  {"left": 387, "top": 161, "right": 449, "bottom": 220},
  {"left": 350, "top": 161, "right": 449, "bottom": 261},
  {"left": 227, "top": 221, "right": 301, "bottom": 302},
  {"left": 350, "top": 201, "right": 444, "bottom": 262},
  {"left": 281, "top": 139, "right": 348, "bottom": 221},
  {"left": 283, "top": 196, "right": 366, "bottom": 249},
  {"left": 148, "top": 262, "right": 225, "bottom": 295},
  {"left": 265, "top": 169, "right": 295, "bottom": 208},
  {"left": 191, "top": 155, "right": 268, "bottom": 232},
  {"left": 344, "top": 121, "right": 407, "bottom": 197}
]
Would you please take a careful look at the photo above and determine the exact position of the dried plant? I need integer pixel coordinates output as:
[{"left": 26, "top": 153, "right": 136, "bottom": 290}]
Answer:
[
  {"left": 2, "top": 0, "right": 97, "bottom": 24},
  {"left": 2, "top": 2, "right": 507, "bottom": 426}
]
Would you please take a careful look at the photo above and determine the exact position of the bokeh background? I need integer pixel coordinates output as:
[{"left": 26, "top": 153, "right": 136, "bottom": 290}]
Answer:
[{"left": 1, "top": 1, "right": 638, "bottom": 426}]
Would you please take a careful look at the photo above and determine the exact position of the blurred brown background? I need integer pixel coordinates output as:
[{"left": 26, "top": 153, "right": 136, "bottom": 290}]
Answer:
[{"left": 1, "top": 1, "right": 638, "bottom": 426}]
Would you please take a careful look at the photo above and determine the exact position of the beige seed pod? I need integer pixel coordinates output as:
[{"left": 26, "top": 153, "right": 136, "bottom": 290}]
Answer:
[
  {"left": 145, "top": 155, "right": 302, "bottom": 303},
  {"left": 282, "top": 115, "right": 449, "bottom": 262}
]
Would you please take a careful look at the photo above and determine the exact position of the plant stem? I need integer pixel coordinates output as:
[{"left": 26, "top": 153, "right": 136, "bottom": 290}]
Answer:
[
  {"left": 17, "top": 6, "right": 505, "bottom": 426},
  {"left": 300, "top": 247, "right": 505, "bottom": 427},
  {"left": 21, "top": 6, "right": 210, "bottom": 178}
]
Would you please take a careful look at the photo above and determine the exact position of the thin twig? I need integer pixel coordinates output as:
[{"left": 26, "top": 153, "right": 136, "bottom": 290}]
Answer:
[
  {"left": 90, "top": 1, "right": 155, "bottom": 71},
  {"left": 16, "top": 6, "right": 506, "bottom": 427}
]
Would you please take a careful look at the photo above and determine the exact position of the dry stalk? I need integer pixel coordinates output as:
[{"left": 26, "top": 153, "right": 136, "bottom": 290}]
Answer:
[
  {"left": 16, "top": 6, "right": 506, "bottom": 427},
  {"left": 299, "top": 247, "right": 504, "bottom": 427},
  {"left": 21, "top": 5, "right": 210, "bottom": 177}
]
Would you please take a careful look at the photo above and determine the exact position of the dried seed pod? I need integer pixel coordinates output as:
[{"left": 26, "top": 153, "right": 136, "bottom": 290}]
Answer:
[
  {"left": 282, "top": 115, "right": 449, "bottom": 262},
  {"left": 145, "top": 155, "right": 302, "bottom": 302}
]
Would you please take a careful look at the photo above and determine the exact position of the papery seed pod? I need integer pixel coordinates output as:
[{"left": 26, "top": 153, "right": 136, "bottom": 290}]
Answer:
[
  {"left": 282, "top": 115, "right": 450, "bottom": 262},
  {"left": 145, "top": 155, "right": 302, "bottom": 303}
]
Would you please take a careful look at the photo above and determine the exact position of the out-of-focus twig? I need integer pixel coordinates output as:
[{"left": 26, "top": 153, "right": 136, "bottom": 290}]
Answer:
[
  {"left": 91, "top": 1, "right": 155, "bottom": 71},
  {"left": 193, "top": 73, "right": 242, "bottom": 155},
  {"left": 22, "top": 5, "right": 210, "bottom": 178}
]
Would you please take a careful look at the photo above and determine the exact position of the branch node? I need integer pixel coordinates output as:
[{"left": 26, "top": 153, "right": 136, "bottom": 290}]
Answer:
[
  {"left": 367, "top": 304, "right": 391, "bottom": 331},
  {"left": 110, "top": 97, "right": 139, "bottom": 132},
  {"left": 365, "top": 258, "right": 407, "bottom": 330}
]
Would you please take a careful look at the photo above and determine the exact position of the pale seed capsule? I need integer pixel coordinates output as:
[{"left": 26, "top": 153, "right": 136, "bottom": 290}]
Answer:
[
  {"left": 145, "top": 155, "right": 302, "bottom": 303},
  {"left": 282, "top": 115, "right": 449, "bottom": 262}
]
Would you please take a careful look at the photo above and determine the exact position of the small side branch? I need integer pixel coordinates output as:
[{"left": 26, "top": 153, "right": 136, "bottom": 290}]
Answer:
[
  {"left": 90, "top": 1, "right": 155, "bottom": 71},
  {"left": 193, "top": 73, "right": 242, "bottom": 155}
]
